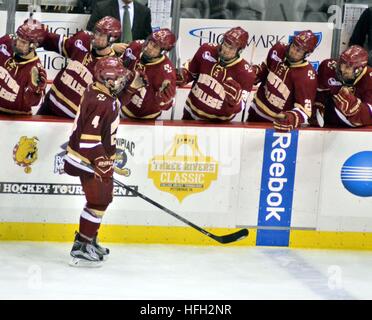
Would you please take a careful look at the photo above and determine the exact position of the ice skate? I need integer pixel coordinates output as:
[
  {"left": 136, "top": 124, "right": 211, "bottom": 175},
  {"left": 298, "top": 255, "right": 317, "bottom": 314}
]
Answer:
[
  {"left": 69, "top": 234, "right": 104, "bottom": 268},
  {"left": 92, "top": 234, "right": 110, "bottom": 260}
]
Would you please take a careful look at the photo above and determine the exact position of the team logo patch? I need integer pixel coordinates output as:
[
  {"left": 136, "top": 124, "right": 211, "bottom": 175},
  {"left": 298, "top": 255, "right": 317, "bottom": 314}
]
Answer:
[
  {"left": 202, "top": 51, "right": 217, "bottom": 63},
  {"left": 125, "top": 48, "right": 136, "bottom": 60},
  {"left": 148, "top": 134, "right": 218, "bottom": 202},
  {"left": 13, "top": 136, "right": 39, "bottom": 174},
  {"left": 341, "top": 151, "right": 372, "bottom": 197},
  {"left": 271, "top": 50, "right": 282, "bottom": 63},
  {"left": 114, "top": 138, "right": 135, "bottom": 177},
  {"left": 74, "top": 39, "right": 88, "bottom": 52},
  {"left": 54, "top": 142, "right": 68, "bottom": 174},
  {"left": 0, "top": 44, "right": 11, "bottom": 56},
  {"left": 328, "top": 77, "right": 342, "bottom": 86}
]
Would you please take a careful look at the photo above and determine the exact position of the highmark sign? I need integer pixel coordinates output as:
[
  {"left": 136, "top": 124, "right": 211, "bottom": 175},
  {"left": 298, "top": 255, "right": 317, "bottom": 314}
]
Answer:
[{"left": 148, "top": 134, "right": 219, "bottom": 202}]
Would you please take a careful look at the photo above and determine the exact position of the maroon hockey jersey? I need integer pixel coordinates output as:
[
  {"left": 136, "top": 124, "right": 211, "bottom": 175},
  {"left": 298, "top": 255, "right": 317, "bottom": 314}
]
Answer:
[
  {"left": 0, "top": 35, "right": 44, "bottom": 114},
  {"left": 314, "top": 59, "right": 372, "bottom": 127},
  {"left": 120, "top": 40, "right": 176, "bottom": 119},
  {"left": 64, "top": 82, "right": 120, "bottom": 175},
  {"left": 184, "top": 43, "right": 255, "bottom": 121},
  {"left": 248, "top": 42, "right": 318, "bottom": 125},
  {"left": 41, "top": 31, "right": 117, "bottom": 118}
]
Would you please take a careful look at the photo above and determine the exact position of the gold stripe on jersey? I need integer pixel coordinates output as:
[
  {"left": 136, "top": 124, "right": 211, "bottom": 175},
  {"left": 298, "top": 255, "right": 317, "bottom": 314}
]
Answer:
[
  {"left": 90, "top": 208, "right": 105, "bottom": 217},
  {"left": 333, "top": 91, "right": 362, "bottom": 116},
  {"left": 50, "top": 84, "right": 79, "bottom": 112},
  {"left": 224, "top": 57, "right": 243, "bottom": 68},
  {"left": 0, "top": 106, "right": 31, "bottom": 115},
  {"left": 286, "top": 60, "right": 309, "bottom": 68},
  {"left": 17, "top": 55, "right": 39, "bottom": 65},
  {"left": 81, "top": 134, "right": 102, "bottom": 141},
  {"left": 67, "top": 145, "right": 91, "bottom": 164},
  {"left": 140, "top": 54, "right": 166, "bottom": 66},
  {"left": 92, "top": 82, "right": 112, "bottom": 97},
  {"left": 317, "top": 88, "right": 330, "bottom": 92},
  {"left": 254, "top": 95, "right": 281, "bottom": 119},
  {"left": 186, "top": 97, "right": 235, "bottom": 121},
  {"left": 353, "top": 66, "right": 367, "bottom": 86},
  {"left": 294, "top": 102, "right": 311, "bottom": 117},
  {"left": 62, "top": 36, "right": 69, "bottom": 58},
  {"left": 121, "top": 104, "right": 161, "bottom": 119}
]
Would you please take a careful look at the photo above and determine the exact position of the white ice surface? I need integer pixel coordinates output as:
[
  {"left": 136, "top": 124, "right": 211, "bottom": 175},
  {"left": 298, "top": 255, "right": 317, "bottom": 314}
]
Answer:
[{"left": 1, "top": 242, "right": 372, "bottom": 300}]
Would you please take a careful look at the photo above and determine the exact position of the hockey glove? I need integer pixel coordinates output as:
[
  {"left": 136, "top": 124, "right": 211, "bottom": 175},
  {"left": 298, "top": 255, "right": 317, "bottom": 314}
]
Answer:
[
  {"left": 156, "top": 80, "right": 176, "bottom": 106},
  {"left": 93, "top": 156, "right": 114, "bottom": 182},
  {"left": 273, "top": 111, "right": 301, "bottom": 132},
  {"left": 332, "top": 86, "right": 361, "bottom": 117},
  {"left": 223, "top": 78, "right": 242, "bottom": 107},
  {"left": 112, "top": 43, "right": 128, "bottom": 55},
  {"left": 30, "top": 64, "right": 47, "bottom": 95},
  {"left": 128, "top": 70, "right": 147, "bottom": 92},
  {"left": 176, "top": 68, "right": 193, "bottom": 86}
]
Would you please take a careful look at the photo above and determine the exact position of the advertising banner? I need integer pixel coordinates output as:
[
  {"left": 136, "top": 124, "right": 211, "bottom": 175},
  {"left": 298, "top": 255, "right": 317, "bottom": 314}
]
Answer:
[
  {"left": 0, "top": 11, "right": 7, "bottom": 36},
  {"left": 0, "top": 120, "right": 250, "bottom": 229},
  {"left": 2, "top": 119, "right": 372, "bottom": 246},
  {"left": 174, "top": 19, "right": 333, "bottom": 121},
  {"left": 256, "top": 130, "right": 299, "bottom": 246},
  {"left": 15, "top": 12, "right": 91, "bottom": 81},
  {"left": 178, "top": 19, "right": 333, "bottom": 71},
  {"left": 318, "top": 131, "right": 372, "bottom": 232}
]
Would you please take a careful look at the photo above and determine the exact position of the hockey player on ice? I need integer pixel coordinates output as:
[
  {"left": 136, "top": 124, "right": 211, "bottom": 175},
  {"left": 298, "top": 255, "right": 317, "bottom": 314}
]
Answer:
[
  {"left": 63, "top": 56, "right": 132, "bottom": 267},
  {"left": 119, "top": 28, "right": 177, "bottom": 120},
  {"left": 247, "top": 30, "right": 318, "bottom": 132},
  {"left": 311, "top": 45, "right": 372, "bottom": 128},
  {"left": 37, "top": 16, "right": 122, "bottom": 118},
  {"left": 0, "top": 19, "right": 47, "bottom": 115},
  {"left": 176, "top": 26, "right": 255, "bottom": 121}
]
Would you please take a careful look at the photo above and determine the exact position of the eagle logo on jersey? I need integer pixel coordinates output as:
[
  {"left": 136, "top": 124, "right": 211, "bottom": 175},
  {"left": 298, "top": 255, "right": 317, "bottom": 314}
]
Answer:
[
  {"left": 13, "top": 136, "right": 39, "bottom": 174},
  {"left": 5, "top": 59, "right": 16, "bottom": 71}
]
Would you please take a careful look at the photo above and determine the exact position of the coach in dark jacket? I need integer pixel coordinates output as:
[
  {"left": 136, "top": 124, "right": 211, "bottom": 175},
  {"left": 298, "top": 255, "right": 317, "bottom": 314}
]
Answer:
[
  {"left": 349, "top": 7, "right": 372, "bottom": 66},
  {"left": 86, "top": 0, "right": 152, "bottom": 41}
]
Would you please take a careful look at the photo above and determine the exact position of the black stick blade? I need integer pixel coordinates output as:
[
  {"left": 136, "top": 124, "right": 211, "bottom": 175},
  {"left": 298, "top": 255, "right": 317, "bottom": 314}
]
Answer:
[{"left": 211, "top": 228, "right": 249, "bottom": 244}]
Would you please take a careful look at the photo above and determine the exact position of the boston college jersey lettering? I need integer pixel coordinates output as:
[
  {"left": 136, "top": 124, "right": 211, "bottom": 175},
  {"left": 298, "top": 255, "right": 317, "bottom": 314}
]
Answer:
[
  {"left": 185, "top": 43, "right": 255, "bottom": 121},
  {"left": 250, "top": 42, "right": 317, "bottom": 124},
  {"left": 42, "top": 31, "right": 116, "bottom": 118},
  {"left": 0, "top": 35, "right": 44, "bottom": 114}
]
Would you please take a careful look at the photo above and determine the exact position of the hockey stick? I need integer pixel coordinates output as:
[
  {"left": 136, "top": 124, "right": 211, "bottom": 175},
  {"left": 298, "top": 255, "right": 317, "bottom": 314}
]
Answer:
[
  {"left": 62, "top": 147, "right": 248, "bottom": 244},
  {"left": 111, "top": 176, "right": 249, "bottom": 244}
]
